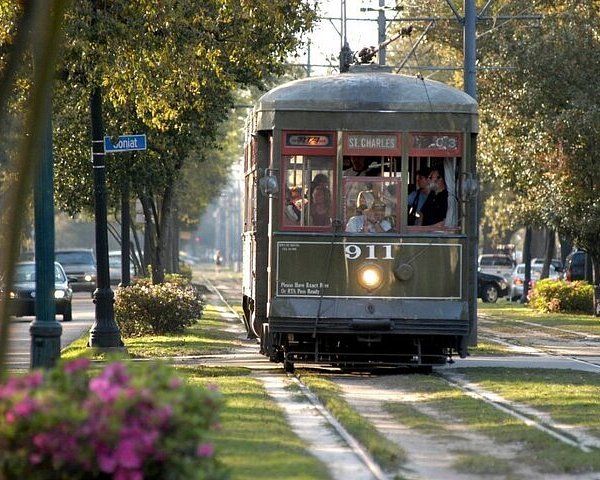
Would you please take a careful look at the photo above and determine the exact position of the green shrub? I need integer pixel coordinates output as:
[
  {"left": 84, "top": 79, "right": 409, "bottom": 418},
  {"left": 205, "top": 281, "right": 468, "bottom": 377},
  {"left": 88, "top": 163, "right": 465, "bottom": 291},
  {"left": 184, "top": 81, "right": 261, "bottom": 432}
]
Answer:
[
  {"left": 114, "top": 281, "right": 204, "bottom": 337},
  {"left": 529, "top": 279, "right": 593, "bottom": 314}
]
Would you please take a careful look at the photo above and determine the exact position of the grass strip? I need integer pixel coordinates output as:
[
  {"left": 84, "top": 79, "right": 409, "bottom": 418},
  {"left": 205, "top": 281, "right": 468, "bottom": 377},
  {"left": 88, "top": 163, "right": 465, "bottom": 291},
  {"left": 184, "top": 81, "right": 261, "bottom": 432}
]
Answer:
[
  {"left": 383, "top": 371, "right": 600, "bottom": 475},
  {"left": 479, "top": 302, "right": 600, "bottom": 336},
  {"left": 297, "top": 372, "right": 406, "bottom": 471},
  {"left": 181, "top": 366, "right": 330, "bottom": 480}
]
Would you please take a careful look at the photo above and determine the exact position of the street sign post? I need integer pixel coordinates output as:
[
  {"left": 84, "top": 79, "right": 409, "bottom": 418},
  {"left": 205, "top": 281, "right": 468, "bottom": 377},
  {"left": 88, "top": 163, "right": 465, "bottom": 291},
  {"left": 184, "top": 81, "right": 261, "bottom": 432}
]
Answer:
[{"left": 104, "top": 134, "right": 147, "bottom": 153}]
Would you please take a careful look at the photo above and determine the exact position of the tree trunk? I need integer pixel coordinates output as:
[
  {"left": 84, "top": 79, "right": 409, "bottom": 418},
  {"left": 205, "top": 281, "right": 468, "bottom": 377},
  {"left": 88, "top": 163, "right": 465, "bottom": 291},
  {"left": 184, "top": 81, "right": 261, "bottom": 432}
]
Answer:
[
  {"left": 140, "top": 194, "right": 164, "bottom": 283},
  {"left": 541, "top": 228, "right": 555, "bottom": 279},
  {"left": 520, "top": 226, "right": 532, "bottom": 304},
  {"left": 159, "top": 184, "right": 174, "bottom": 275}
]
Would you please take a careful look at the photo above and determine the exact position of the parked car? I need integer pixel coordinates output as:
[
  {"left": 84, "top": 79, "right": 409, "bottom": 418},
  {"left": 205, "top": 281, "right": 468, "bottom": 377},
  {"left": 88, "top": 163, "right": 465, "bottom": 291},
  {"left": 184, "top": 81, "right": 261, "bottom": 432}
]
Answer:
[
  {"left": 6, "top": 262, "right": 73, "bottom": 321},
  {"left": 108, "top": 250, "right": 136, "bottom": 285},
  {"left": 478, "top": 271, "right": 509, "bottom": 303},
  {"left": 55, "top": 248, "right": 97, "bottom": 293},
  {"left": 531, "top": 257, "right": 563, "bottom": 272},
  {"left": 563, "top": 250, "right": 593, "bottom": 283},
  {"left": 478, "top": 253, "right": 515, "bottom": 283},
  {"left": 510, "top": 263, "right": 560, "bottom": 301}
]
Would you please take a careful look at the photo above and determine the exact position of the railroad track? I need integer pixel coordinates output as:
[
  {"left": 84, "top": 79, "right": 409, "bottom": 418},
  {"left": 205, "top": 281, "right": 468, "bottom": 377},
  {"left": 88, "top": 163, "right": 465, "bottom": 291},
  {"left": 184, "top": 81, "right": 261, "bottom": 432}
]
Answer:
[
  {"left": 478, "top": 312, "right": 600, "bottom": 373},
  {"left": 201, "top": 274, "right": 600, "bottom": 477},
  {"left": 198, "top": 271, "right": 389, "bottom": 480}
]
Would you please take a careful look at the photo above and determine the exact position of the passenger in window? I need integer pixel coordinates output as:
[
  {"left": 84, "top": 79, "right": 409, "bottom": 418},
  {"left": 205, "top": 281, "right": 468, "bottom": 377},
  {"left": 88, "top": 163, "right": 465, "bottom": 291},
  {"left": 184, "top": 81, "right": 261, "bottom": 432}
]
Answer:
[
  {"left": 421, "top": 168, "right": 448, "bottom": 227},
  {"left": 343, "top": 156, "right": 378, "bottom": 176},
  {"left": 345, "top": 200, "right": 392, "bottom": 233},
  {"left": 311, "top": 173, "right": 330, "bottom": 192},
  {"left": 310, "top": 184, "right": 332, "bottom": 226},
  {"left": 284, "top": 187, "right": 303, "bottom": 224},
  {"left": 407, "top": 167, "right": 431, "bottom": 226}
]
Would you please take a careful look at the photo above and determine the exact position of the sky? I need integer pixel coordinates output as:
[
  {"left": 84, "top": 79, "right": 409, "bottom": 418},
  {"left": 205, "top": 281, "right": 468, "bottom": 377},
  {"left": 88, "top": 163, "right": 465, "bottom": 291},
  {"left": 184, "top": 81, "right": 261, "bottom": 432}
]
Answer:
[{"left": 292, "top": 0, "right": 396, "bottom": 75}]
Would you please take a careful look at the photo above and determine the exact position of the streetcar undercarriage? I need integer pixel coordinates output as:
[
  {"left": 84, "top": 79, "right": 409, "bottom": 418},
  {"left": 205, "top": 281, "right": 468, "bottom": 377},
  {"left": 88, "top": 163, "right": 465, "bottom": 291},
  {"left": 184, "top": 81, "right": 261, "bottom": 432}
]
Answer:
[{"left": 259, "top": 322, "right": 464, "bottom": 373}]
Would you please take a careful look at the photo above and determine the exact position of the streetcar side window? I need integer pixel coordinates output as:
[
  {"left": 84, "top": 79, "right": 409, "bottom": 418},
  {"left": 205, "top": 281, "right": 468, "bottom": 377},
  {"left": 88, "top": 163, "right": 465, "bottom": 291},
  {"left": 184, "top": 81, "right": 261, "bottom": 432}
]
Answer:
[
  {"left": 282, "top": 155, "right": 335, "bottom": 229},
  {"left": 408, "top": 156, "right": 461, "bottom": 230}
]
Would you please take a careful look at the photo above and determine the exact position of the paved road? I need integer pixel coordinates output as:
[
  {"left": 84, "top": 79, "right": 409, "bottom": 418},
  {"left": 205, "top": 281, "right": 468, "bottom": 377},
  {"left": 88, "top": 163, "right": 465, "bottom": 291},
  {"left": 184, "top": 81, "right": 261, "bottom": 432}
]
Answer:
[{"left": 5, "top": 292, "right": 96, "bottom": 370}]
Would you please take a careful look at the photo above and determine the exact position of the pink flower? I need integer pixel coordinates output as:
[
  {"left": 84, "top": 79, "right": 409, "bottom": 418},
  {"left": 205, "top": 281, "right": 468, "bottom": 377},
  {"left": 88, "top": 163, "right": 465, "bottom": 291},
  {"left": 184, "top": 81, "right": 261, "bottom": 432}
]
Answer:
[
  {"left": 196, "top": 443, "right": 214, "bottom": 458},
  {"left": 5, "top": 411, "right": 16, "bottom": 424},
  {"left": 64, "top": 358, "right": 90, "bottom": 374},
  {"left": 98, "top": 451, "right": 117, "bottom": 473},
  {"left": 168, "top": 377, "right": 182, "bottom": 389},
  {"left": 25, "top": 371, "right": 44, "bottom": 388},
  {"left": 114, "top": 468, "right": 143, "bottom": 480},
  {"left": 115, "top": 438, "right": 142, "bottom": 469},
  {"left": 10, "top": 397, "right": 39, "bottom": 420},
  {"left": 89, "top": 377, "right": 125, "bottom": 402},
  {"left": 0, "top": 377, "right": 22, "bottom": 399},
  {"left": 29, "top": 452, "right": 43, "bottom": 464}
]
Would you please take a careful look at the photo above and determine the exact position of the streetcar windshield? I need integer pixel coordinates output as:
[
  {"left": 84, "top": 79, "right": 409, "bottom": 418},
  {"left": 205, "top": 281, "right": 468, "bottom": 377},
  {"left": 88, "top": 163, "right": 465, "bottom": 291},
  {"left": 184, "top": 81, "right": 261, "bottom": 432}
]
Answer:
[
  {"left": 343, "top": 177, "right": 400, "bottom": 233},
  {"left": 283, "top": 155, "right": 335, "bottom": 228}
]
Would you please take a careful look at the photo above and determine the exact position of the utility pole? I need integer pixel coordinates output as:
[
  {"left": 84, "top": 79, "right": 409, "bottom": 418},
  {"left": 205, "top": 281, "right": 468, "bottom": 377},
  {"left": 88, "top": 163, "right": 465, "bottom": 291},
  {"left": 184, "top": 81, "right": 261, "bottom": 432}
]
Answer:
[
  {"left": 463, "top": 0, "right": 477, "bottom": 99},
  {"left": 377, "top": 0, "right": 386, "bottom": 66}
]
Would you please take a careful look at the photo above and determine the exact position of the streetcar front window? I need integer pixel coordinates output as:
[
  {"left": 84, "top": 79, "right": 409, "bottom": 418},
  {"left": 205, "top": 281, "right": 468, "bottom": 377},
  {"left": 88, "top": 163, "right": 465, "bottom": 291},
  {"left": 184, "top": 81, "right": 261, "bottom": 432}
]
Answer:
[
  {"left": 343, "top": 177, "right": 400, "bottom": 233},
  {"left": 282, "top": 155, "right": 335, "bottom": 229}
]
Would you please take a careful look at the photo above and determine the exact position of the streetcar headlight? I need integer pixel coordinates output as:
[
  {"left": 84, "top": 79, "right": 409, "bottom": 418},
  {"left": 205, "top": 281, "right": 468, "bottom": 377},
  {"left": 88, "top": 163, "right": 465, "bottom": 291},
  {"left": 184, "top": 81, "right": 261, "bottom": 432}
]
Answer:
[{"left": 357, "top": 264, "right": 384, "bottom": 291}]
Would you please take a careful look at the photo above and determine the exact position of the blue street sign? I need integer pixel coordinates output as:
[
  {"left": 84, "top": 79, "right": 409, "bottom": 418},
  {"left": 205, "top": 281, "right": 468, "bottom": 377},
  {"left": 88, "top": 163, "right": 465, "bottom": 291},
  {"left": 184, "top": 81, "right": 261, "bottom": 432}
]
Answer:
[{"left": 104, "top": 134, "right": 147, "bottom": 153}]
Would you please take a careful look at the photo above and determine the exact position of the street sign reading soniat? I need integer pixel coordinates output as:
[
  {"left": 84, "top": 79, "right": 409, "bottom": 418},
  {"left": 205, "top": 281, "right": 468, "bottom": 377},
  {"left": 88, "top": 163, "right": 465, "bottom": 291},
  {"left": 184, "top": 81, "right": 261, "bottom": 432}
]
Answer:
[{"left": 104, "top": 134, "right": 147, "bottom": 153}]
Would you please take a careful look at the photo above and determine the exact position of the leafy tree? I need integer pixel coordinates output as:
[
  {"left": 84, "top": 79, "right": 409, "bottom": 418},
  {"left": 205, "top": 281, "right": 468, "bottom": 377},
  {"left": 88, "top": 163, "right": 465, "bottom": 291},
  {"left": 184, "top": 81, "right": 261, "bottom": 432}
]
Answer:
[
  {"left": 475, "top": 1, "right": 600, "bottom": 305},
  {"left": 50, "top": 0, "right": 316, "bottom": 281}
]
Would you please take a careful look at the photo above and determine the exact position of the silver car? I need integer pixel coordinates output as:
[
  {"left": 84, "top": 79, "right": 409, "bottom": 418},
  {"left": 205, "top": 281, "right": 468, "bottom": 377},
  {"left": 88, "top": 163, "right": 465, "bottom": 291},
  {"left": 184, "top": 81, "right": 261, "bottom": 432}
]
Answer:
[{"left": 510, "top": 263, "right": 560, "bottom": 301}]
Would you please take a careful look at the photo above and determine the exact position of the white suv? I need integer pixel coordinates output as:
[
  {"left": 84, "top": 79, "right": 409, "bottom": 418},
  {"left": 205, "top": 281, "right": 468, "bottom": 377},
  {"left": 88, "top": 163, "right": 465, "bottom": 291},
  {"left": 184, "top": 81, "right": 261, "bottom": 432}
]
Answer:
[{"left": 478, "top": 254, "right": 515, "bottom": 283}]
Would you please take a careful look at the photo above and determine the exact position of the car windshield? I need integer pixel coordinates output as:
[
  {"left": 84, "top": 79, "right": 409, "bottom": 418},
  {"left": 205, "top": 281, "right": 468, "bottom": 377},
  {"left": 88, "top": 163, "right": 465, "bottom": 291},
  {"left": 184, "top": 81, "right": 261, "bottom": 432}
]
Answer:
[
  {"left": 56, "top": 252, "right": 94, "bottom": 265},
  {"left": 15, "top": 265, "right": 66, "bottom": 282}
]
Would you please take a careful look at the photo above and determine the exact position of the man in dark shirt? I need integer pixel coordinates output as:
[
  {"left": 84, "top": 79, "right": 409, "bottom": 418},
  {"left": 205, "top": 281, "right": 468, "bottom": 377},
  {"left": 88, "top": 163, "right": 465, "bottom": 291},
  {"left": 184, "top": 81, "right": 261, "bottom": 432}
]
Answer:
[{"left": 421, "top": 168, "right": 448, "bottom": 227}]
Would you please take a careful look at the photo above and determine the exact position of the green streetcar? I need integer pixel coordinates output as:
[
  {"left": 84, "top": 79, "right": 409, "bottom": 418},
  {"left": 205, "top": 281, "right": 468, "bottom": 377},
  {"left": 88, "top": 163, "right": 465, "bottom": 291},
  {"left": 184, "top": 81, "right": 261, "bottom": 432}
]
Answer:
[{"left": 242, "top": 65, "right": 479, "bottom": 373}]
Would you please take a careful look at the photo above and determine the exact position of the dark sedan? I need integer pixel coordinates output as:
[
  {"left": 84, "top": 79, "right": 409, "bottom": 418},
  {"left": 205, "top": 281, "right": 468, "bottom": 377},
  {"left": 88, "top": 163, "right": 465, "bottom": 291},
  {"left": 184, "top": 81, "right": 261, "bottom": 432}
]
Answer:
[
  {"left": 7, "top": 262, "right": 73, "bottom": 321},
  {"left": 478, "top": 271, "right": 509, "bottom": 303}
]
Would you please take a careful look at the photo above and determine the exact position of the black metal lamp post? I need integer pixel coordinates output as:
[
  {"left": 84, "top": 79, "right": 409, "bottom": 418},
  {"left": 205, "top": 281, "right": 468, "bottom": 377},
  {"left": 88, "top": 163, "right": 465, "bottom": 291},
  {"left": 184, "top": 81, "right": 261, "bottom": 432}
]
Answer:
[{"left": 88, "top": 86, "right": 123, "bottom": 348}]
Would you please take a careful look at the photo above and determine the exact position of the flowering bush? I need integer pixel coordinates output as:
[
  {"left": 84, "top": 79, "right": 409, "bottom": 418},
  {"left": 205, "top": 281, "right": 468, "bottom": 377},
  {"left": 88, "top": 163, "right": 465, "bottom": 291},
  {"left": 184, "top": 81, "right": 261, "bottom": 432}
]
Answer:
[
  {"left": 0, "top": 359, "right": 227, "bottom": 480},
  {"left": 114, "top": 281, "right": 204, "bottom": 337}
]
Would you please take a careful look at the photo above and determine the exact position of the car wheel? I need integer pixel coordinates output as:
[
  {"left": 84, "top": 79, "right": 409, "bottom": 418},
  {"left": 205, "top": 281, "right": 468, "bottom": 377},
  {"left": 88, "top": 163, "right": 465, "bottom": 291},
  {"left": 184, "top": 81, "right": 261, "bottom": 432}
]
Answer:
[
  {"left": 482, "top": 283, "right": 499, "bottom": 303},
  {"left": 62, "top": 303, "right": 73, "bottom": 322}
]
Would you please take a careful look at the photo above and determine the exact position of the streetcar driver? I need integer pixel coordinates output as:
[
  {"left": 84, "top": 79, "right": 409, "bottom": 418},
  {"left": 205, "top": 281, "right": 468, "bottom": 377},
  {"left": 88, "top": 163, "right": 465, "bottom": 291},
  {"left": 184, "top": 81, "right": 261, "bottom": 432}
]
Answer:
[
  {"left": 345, "top": 200, "right": 392, "bottom": 233},
  {"left": 343, "top": 156, "right": 379, "bottom": 176}
]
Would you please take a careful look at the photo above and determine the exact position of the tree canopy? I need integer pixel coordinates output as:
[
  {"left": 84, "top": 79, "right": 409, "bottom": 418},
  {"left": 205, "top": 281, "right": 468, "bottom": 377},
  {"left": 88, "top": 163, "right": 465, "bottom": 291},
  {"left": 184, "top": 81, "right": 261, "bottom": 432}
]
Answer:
[{"left": 2, "top": 0, "right": 317, "bottom": 277}]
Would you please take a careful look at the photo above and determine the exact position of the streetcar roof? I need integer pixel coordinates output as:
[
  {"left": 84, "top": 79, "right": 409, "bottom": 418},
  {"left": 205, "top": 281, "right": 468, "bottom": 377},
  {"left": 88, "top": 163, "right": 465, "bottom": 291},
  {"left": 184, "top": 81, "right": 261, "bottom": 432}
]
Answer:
[{"left": 256, "top": 68, "right": 478, "bottom": 115}]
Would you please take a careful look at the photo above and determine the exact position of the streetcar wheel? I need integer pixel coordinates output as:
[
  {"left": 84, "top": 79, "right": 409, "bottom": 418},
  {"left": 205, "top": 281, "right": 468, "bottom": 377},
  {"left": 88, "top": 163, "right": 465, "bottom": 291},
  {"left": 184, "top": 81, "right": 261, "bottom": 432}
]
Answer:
[{"left": 481, "top": 283, "right": 499, "bottom": 303}]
